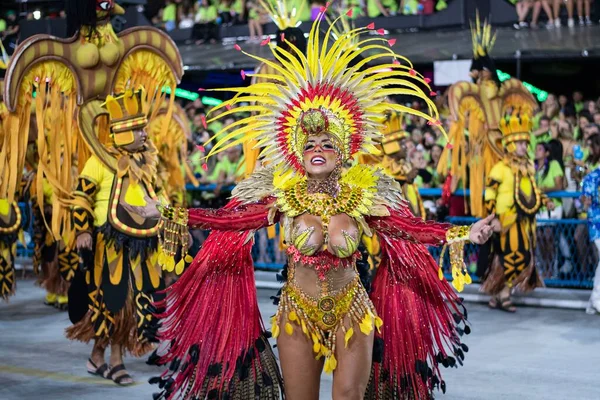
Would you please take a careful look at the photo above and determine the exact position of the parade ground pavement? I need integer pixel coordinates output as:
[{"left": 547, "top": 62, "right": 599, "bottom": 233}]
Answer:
[{"left": 1, "top": 279, "right": 599, "bottom": 400}]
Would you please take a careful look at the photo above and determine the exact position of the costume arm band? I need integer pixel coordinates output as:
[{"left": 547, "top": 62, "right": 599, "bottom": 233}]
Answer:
[
  {"left": 484, "top": 179, "right": 500, "bottom": 215},
  {"left": 71, "top": 177, "right": 97, "bottom": 236},
  {"left": 440, "top": 224, "right": 472, "bottom": 292}
]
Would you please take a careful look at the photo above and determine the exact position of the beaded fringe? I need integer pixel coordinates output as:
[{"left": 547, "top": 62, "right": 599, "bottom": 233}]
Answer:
[{"left": 272, "top": 279, "right": 382, "bottom": 374}]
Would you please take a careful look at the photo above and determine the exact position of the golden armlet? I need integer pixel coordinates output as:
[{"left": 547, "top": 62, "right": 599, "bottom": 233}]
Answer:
[
  {"left": 158, "top": 205, "right": 192, "bottom": 275},
  {"left": 439, "top": 225, "right": 472, "bottom": 292}
]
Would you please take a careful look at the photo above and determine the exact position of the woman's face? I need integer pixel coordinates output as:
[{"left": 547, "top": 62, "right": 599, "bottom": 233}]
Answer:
[
  {"left": 410, "top": 151, "right": 426, "bottom": 169},
  {"left": 559, "top": 95, "right": 568, "bottom": 107},
  {"left": 588, "top": 101, "right": 597, "bottom": 114},
  {"left": 579, "top": 116, "right": 590, "bottom": 130},
  {"left": 431, "top": 145, "right": 442, "bottom": 163},
  {"left": 545, "top": 94, "right": 557, "bottom": 106},
  {"left": 535, "top": 144, "right": 547, "bottom": 161},
  {"left": 302, "top": 134, "right": 339, "bottom": 179}
]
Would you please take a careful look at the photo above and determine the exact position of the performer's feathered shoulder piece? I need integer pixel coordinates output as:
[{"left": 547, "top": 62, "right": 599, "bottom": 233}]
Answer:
[{"left": 233, "top": 164, "right": 404, "bottom": 213}]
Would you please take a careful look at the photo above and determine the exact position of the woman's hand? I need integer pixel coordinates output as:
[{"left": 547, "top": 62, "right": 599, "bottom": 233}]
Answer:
[
  {"left": 469, "top": 214, "right": 495, "bottom": 244},
  {"left": 122, "top": 196, "right": 161, "bottom": 220}
]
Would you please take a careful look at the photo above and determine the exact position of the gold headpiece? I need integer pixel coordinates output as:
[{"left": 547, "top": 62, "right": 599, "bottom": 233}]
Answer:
[
  {"left": 203, "top": 8, "right": 446, "bottom": 175},
  {"left": 471, "top": 11, "right": 496, "bottom": 60},
  {"left": 500, "top": 109, "right": 532, "bottom": 146},
  {"left": 103, "top": 89, "right": 149, "bottom": 147}
]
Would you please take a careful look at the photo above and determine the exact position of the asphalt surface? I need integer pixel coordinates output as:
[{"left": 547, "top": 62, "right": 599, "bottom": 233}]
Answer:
[{"left": 1, "top": 279, "right": 599, "bottom": 400}]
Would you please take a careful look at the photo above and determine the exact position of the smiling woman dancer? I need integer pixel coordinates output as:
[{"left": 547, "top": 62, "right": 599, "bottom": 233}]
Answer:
[{"left": 129, "top": 9, "right": 493, "bottom": 400}]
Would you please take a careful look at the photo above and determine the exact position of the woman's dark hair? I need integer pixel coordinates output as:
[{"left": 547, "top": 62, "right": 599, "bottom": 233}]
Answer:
[
  {"left": 536, "top": 142, "right": 551, "bottom": 180},
  {"left": 537, "top": 140, "right": 565, "bottom": 185},
  {"left": 587, "top": 133, "right": 600, "bottom": 166}
]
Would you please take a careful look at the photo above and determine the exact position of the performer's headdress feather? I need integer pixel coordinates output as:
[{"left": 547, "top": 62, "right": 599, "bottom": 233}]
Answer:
[{"left": 203, "top": 7, "right": 446, "bottom": 175}]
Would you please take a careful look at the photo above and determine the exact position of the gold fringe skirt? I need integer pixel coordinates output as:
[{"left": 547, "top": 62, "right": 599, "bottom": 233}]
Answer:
[{"left": 272, "top": 276, "right": 381, "bottom": 374}]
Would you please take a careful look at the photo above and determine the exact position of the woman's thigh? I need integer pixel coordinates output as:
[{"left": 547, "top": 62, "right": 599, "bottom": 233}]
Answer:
[
  {"left": 332, "top": 323, "right": 374, "bottom": 400},
  {"left": 277, "top": 316, "right": 324, "bottom": 400}
]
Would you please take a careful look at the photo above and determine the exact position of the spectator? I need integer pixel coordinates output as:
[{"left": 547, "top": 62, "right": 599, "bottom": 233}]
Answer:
[
  {"left": 573, "top": 90, "right": 585, "bottom": 113},
  {"left": 1, "top": 10, "right": 20, "bottom": 54},
  {"left": 576, "top": 0, "right": 592, "bottom": 26},
  {"left": 553, "top": 0, "right": 575, "bottom": 27},
  {"left": 247, "top": 0, "right": 268, "bottom": 41},
  {"left": 583, "top": 123, "right": 600, "bottom": 142},
  {"left": 367, "top": 0, "right": 397, "bottom": 17},
  {"left": 218, "top": 0, "right": 242, "bottom": 26},
  {"left": 162, "top": 0, "right": 179, "bottom": 32},
  {"left": 537, "top": 93, "right": 560, "bottom": 123},
  {"left": 513, "top": 0, "right": 554, "bottom": 30},
  {"left": 587, "top": 100, "right": 598, "bottom": 115},
  {"left": 179, "top": 5, "right": 195, "bottom": 29},
  {"left": 576, "top": 111, "right": 592, "bottom": 140},
  {"left": 193, "top": 0, "right": 219, "bottom": 44},
  {"left": 536, "top": 141, "right": 565, "bottom": 216},
  {"left": 532, "top": 115, "right": 551, "bottom": 151},
  {"left": 594, "top": 112, "right": 600, "bottom": 126}
]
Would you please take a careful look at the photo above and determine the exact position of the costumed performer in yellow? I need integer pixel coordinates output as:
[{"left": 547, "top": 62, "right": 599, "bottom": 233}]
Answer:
[
  {"left": 477, "top": 109, "right": 551, "bottom": 312},
  {"left": 66, "top": 90, "right": 166, "bottom": 386}
]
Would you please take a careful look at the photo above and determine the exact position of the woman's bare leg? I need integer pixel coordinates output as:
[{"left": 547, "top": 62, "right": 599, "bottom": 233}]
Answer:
[
  {"left": 566, "top": 0, "right": 574, "bottom": 18},
  {"left": 553, "top": 0, "right": 562, "bottom": 19},
  {"left": 532, "top": 2, "right": 542, "bottom": 25},
  {"left": 332, "top": 322, "right": 374, "bottom": 400},
  {"left": 277, "top": 318, "right": 324, "bottom": 400},
  {"left": 541, "top": 0, "right": 554, "bottom": 22}
]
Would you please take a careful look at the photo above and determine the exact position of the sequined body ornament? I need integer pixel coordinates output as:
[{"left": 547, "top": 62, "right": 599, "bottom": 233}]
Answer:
[
  {"left": 286, "top": 245, "right": 361, "bottom": 281},
  {"left": 272, "top": 266, "right": 381, "bottom": 374}
]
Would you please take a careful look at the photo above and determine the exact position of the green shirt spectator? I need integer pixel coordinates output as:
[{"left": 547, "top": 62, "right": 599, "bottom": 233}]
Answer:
[
  {"left": 195, "top": 4, "right": 218, "bottom": 22},
  {"left": 536, "top": 160, "right": 564, "bottom": 207},
  {"left": 367, "top": 0, "right": 398, "bottom": 17}
]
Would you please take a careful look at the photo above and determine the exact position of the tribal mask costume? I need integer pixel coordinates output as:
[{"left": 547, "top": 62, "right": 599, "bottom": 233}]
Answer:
[
  {"left": 478, "top": 109, "right": 545, "bottom": 295},
  {"left": 437, "top": 14, "right": 538, "bottom": 217},
  {"left": 150, "top": 10, "right": 476, "bottom": 400}
]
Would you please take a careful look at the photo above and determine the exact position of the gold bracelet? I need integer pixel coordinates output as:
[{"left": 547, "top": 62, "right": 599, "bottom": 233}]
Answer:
[
  {"left": 439, "top": 225, "right": 472, "bottom": 292},
  {"left": 157, "top": 205, "right": 192, "bottom": 275}
]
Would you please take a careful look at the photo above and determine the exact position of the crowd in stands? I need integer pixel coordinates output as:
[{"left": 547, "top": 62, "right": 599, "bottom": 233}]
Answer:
[
  {"left": 513, "top": 0, "right": 596, "bottom": 29},
  {"left": 151, "top": 0, "right": 452, "bottom": 41}
]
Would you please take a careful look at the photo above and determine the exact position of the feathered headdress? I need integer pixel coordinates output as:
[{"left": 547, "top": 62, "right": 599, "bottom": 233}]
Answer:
[
  {"left": 203, "top": 8, "right": 446, "bottom": 176},
  {"left": 470, "top": 11, "right": 496, "bottom": 63},
  {"left": 470, "top": 11, "right": 500, "bottom": 85}
]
